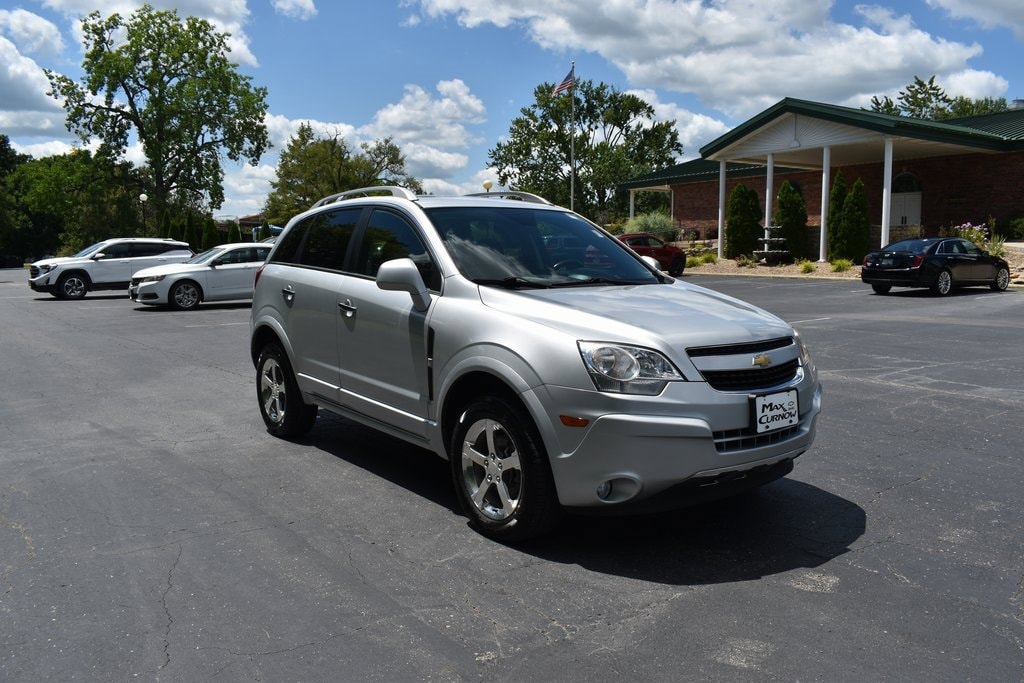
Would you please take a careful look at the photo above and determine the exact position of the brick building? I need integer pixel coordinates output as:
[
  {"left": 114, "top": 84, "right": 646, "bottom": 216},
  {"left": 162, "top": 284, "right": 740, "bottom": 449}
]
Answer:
[{"left": 620, "top": 98, "right": 1024, "bottom": 259}]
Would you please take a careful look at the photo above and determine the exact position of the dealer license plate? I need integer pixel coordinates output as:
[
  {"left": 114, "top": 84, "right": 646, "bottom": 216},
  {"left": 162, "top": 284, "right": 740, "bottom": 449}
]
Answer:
[{"left": 753, "top": 390, "right": 799, "bottom": 433}]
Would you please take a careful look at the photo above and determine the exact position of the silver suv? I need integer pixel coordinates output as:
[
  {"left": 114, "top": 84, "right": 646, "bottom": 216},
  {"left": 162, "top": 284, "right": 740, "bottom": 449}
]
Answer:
[
  {"left": 250, "top": 188, "right": 822, "bottom": 540},
  {"left": 29, "top": 237, "right": 194, "bottom": 299}
]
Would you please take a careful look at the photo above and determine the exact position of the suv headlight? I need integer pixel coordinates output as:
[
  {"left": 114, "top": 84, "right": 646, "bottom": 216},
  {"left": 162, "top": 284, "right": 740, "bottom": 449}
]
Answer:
[
  {"left": 139, "top": 275, "right": 165, "bottom": 283},
  {"left": 578, "top": 341, "right": 683, "bottom": 395},
  {"left": 794, "top": 331, "right": 816, "bottom": 375}
]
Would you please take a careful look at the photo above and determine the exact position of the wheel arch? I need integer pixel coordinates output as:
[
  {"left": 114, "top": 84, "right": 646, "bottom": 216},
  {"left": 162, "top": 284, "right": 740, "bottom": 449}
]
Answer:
[{"left": 439, "top": 371, "right": 524, "bottom": 459}]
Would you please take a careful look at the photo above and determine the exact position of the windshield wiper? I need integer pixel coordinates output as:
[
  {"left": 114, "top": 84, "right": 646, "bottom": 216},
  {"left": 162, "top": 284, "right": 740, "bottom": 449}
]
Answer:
[
  {"left": 550, "top": 277, "right": 650, "bottom": 287},
  {"left": 472, "top": 277, "right": 552, "bottom": 289}
]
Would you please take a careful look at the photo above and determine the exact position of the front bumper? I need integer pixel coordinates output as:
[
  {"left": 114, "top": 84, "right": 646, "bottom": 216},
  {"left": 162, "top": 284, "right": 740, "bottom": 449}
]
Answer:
[
  {"left": 129, "top": 281, "right": 166, "bottom": 304},
  {"left": 533, "top": 378, "right": 823, "bottom": 509}
]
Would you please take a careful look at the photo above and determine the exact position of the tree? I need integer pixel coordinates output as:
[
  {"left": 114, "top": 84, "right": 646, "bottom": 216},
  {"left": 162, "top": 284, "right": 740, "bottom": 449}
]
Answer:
[
  {"left": 263, "top": 124, "right": 422, "bottom": 226},
  {"left": 183, "top": 213, "right": 199, "bottom": 251},
  {"left": 869, "top": 75, "right": 1007, "bottom": 120},
  {"left": 45, "top": 5, "right": 269, "bottom": 216},
  {"left": 725, "top": 184, "right": 761, "bottom": 258},
  {"left": 227, "top": 221, "right": 241, "bottom": 243},
  {"left": 0, "top": 135, "right": 31, "bottom": 259},
  {"left": 489, "top": 79, "right": 682, "bottom": 224},
  {"left": 838, "top": 179, "right": 871, "bottom": 262},
  {"left": 827, "top": 169, "right": 847, "bottom": 260},
  {"left": 773, "top": 181, "right": 808, "bottom": 261},
  {"left": 201, "top": 216, "right": 218, "bottom": 250},
  {"left": 6, "top": 149, "right": 144, "bottom": 254},
  {"left": 255, "top": 217, "right": 269, "bottom": 242}
]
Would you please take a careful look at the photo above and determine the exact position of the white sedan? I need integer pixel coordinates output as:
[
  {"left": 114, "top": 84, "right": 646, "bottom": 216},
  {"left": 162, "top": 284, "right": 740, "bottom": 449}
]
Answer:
[{"left": 129, "top": 242, "right": 271, "bottom": 310}]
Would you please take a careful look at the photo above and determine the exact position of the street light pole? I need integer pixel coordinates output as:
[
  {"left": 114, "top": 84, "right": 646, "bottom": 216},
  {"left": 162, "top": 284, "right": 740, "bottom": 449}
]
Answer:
[{"left": 139, "top": 193, "right": 148, "bottom": 235}]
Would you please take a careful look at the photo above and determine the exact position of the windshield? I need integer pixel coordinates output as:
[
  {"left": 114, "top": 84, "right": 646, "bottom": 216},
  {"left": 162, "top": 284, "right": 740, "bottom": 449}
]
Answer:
[
  {"left": 187, "top": 247, "right": 227, "bottom": 265},
  {"left": 424, "top": 206, "right": 661, "bottom": 287},
  {"left": 73, "top": 242, "right": 107, "bottom": 258}
]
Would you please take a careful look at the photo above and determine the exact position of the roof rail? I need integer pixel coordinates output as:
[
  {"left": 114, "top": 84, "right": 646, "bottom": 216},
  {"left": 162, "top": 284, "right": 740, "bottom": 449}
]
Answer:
[
  {"left": 311, "top": 186, "right": 417, "bottom": 208},
  {"left": 463, "top": 191, "right": 552, "bottom": 205}
]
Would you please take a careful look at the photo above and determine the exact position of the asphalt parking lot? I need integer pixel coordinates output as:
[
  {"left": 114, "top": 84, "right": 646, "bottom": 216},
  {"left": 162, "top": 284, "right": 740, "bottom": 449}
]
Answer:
[{"left": 1, "top": 268, "right": 1021, "bottom": 681}]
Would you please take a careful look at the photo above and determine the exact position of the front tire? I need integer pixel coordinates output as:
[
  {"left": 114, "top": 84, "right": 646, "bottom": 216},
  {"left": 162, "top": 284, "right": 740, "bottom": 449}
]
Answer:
[
  {"left": 55, "top": 272, "right": 88, "bottom": 300},
  {"left": 450, "top": 395, "right": 561, "bottom": 541},
  {"left": 932, "top": 269, "right": 953, "bottom": 296},
  {"left": 256, "top": 342, "right": 317, "bottom": 438},
  {"left": 991, "top": 267, "right": 1010, "bottom": 292},
  {"left": 871, "top": 283, "right": 891, "bottom": 295},
  {"left": 169, "top": 280, "right": 202, "bottom": 310}
]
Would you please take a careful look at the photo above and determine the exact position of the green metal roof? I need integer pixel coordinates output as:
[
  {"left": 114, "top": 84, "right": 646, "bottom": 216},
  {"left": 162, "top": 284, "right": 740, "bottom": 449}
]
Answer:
[
  {"left": 618, "top": 159, "right": 803, "bottom": 190},
  {"left": 700, "top": 98, "right": 1024, "bottom": 158},
  {"left": 620, "top": 98, "right": 1024, "bottom": 191}
]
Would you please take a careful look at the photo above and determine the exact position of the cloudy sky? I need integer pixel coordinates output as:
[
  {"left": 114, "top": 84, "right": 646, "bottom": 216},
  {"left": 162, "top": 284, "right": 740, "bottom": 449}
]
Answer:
[{"left": 2, "top": 0, "right": 1022, "bottom": 218}]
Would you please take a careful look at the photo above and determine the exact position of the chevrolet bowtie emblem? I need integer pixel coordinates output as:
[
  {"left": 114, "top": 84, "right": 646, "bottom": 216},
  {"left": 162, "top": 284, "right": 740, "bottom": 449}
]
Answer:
[{"left": 752, "top": 354, "right": 772, "bottom": 368}]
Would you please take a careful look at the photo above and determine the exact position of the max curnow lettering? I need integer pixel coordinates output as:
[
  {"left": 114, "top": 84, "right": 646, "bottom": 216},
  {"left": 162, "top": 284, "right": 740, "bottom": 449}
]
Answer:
[{"left": 758, "top": 398, "right": 798, "bottom": 427}]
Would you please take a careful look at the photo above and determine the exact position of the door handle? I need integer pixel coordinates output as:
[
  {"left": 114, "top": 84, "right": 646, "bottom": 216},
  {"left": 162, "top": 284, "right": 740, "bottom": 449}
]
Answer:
[
  {"left": 281, "top": 285, "right": 295, "bottom": 303},
  {"left": 339, "top": 299, "right": 357, "bottom": 318}
]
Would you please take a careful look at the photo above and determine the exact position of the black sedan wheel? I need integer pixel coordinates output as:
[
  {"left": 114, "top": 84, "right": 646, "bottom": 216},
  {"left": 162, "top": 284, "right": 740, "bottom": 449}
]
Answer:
[
  {"left": 668, "top": 256, "right": 686, "bottom": 277},
  {"left": 871, "top": 283, "right": 891, "bottom": 295},
  {"left": 450, "top": 395, "right": 561, "bottom": 541},
  {"left": 932, "top": 269, "right": 953, "bottom": 296},
  {"left": 991, "top": 267, "right": 1010, "bottom": 292}
]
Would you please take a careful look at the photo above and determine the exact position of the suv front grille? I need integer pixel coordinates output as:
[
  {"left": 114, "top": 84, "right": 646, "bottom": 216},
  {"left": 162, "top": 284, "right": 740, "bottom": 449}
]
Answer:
[
  {"left": 686, "top": 337, "right": 792, "bottom": 358},
  {"left": 30, "top": 266, "right": 40, "bottom": 278},
  {"left": 700, "top": 359, "right": 799, "bottom": 392}
]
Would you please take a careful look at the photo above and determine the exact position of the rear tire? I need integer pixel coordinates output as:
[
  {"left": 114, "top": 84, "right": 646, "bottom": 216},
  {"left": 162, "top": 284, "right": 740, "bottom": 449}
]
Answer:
[
  {"left": 871, "top": 283, "right": 891, "bottom": 295},
  {"left": 450, "top": 395, "right": 561, "bottom": 541},
  {"left": 55, "top": 272, "right": 88, "bottom": 300},
  {"left": 256, "top": 342, "right": 317, "bottom": 438},
  {"left": 931, "top": 269, "right": 952, "bottom": 296},
  {"left": 668, "top": 256, "right": 686, "bottom": 277},
  {"left": 991, "top": 267, "right": 1010, "bottom": 292}
]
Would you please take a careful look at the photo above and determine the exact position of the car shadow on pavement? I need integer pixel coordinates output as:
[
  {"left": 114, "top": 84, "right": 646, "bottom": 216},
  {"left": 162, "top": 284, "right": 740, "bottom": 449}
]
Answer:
[
  {"left": 303, "top": 413, "right": 864, "bottom": 586},
  {"left": 529, "top": 479, "right": 865, "bottom": 586}
]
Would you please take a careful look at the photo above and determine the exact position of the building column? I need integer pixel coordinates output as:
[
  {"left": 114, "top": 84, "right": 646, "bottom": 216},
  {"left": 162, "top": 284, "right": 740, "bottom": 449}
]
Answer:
[
  {"left": 764, "top": 153, "right": 774, "bottom": 243},
  {"left": 881, "top": 137, "right": 893, "bottom": 247},
  {"left": 819, "top": 146, "right": 831, "bottom": 262},
  {"left": 629, "top": 189, "right": 636, "bottom": 219},
  {"left": 717, "top": 161, "right": 726, "bottom": 258}
]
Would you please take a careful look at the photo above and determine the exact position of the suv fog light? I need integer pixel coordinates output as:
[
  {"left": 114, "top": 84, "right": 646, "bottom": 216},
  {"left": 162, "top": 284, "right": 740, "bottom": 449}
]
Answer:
[{"left": 596, "top": 480, "right": 613, "bottom": 500}]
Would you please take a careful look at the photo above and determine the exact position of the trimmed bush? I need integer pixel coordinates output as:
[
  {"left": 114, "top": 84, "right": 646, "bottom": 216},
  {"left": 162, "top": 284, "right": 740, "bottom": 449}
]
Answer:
[
  {"left": 774, "top": 181, "right": 808, "bottom": 261},
  {"left": 798, "top": 259, "right": 816, "bottom": 273},
  {"left": 725, "top": 184, "right": 761, "bottom": 258},
  {"left": 831, "top": 259, "right": 853, "bottom": 272},
  {"left": 827, "top": 170, "right": 847, "bottom": 260}
]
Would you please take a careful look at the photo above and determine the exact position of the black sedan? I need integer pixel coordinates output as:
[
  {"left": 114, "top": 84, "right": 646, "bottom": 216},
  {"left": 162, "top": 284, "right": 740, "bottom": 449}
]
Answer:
[{"left": 861, "top": 237, "right": 1010, "bottom": 296}]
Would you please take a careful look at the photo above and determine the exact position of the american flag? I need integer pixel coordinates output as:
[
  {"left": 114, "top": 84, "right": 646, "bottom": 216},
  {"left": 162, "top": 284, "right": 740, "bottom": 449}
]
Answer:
[{"left": 551, "top": 67, "right": 574, "bottom": 97}]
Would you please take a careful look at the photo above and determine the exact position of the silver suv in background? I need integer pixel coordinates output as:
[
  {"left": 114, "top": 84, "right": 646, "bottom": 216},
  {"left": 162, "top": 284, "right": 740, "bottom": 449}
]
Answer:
[
  {"left": 250, "top": 187, "right": 822, "bottom": 541},
  {"left": 29, "top": 237, "right": 194, "bottom": 299}
]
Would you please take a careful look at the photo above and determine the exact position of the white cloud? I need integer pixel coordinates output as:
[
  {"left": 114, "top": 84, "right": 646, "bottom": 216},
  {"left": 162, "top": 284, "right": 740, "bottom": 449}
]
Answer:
[
  {"left": 943, "top": 69, "right": 1010, "bottom": 99},
  {"left": 409, "top": 1, "right": 1002, "bottom": 119},
  {"left": 401, "top": 142, "right": 469, "bottom": 178},
  {"left": 0, "top": 9, "right": 65, "bottom": 56},
  {"left": 925, "top": 0, "right": 1024, "bottom": 39},
  {"left": 362, "top": 79, "right": 486, "bottom": 149},
  {"left": 627, "top": 89, "right": 729, "bottom": 160},
  {"left": 272, "top": 0, "right": 318, "bottom": 21}
]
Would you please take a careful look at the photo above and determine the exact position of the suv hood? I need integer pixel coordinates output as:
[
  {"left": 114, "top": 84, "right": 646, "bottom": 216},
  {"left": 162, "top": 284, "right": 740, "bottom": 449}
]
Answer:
[
  {"left": 32, "top": 256, "right": 84, "bottom": 267},
  {"left": 478, "top": 280, "right": 791, "bottom": 349}
]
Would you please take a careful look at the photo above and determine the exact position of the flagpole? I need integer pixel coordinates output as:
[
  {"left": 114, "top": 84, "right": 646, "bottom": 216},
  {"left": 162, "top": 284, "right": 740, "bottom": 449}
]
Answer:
[{"left": 569, "top": 60, "right": 575, "bottom": 212}]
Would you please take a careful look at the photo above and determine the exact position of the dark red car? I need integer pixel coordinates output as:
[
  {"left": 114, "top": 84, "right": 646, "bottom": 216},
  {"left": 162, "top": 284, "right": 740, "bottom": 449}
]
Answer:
[{"left": 617, "top": 232, "right": 687, "bottom": 276}]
